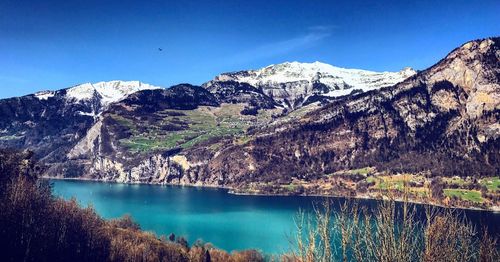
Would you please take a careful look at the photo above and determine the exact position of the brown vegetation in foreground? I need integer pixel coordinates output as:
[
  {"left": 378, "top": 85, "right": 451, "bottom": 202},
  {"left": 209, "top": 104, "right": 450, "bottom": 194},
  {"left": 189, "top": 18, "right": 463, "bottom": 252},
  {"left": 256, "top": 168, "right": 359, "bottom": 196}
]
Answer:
[
  {"left": 287, "top": 196, "right": 499, "bottom": 262},
  {"left": 0, "top": 149, "right": 264, "bottom": 262}
]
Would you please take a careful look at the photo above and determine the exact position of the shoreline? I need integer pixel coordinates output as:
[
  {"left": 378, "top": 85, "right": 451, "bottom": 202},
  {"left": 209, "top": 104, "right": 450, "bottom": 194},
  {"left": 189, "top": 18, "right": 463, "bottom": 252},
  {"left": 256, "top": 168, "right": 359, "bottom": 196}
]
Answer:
[
  {"left": 231, "top": 190, "right": 500, "bottom": 213},
  {"left": 45, "top": 176, "right": 500, "bottom": 213}
]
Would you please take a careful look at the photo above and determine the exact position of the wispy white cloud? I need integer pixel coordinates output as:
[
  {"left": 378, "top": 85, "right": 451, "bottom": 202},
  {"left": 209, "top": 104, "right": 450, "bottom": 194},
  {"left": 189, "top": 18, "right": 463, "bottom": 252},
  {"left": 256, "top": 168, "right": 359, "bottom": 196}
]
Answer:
[
  {"left": 227, "top": 26, "right": 334, "bottom": 65},
  {"left": 307, "top": 25, "right": 338, "bottom": 32}
]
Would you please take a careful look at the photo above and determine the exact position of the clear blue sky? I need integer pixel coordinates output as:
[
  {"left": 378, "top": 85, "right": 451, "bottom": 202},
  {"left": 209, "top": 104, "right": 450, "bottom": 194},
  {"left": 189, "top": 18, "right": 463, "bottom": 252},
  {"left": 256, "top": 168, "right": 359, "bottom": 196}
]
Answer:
[{"left": 1, "top": 0, "right": 499, "bottom": 98}]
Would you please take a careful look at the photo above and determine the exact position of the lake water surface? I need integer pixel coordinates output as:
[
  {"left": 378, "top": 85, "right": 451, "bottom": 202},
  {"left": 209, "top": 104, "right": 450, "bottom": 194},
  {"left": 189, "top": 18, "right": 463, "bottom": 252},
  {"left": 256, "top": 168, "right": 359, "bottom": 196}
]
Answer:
[{"left": 51, "top": 180, "right": 499, "bottom": 254}]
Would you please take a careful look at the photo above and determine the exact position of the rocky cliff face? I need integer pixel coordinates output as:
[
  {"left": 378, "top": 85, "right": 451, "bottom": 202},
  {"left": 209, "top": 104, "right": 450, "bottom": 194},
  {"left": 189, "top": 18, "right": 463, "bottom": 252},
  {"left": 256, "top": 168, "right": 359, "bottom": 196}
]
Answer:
[{"left": 0, "top": 38, "right": 497, "bottom": 187}]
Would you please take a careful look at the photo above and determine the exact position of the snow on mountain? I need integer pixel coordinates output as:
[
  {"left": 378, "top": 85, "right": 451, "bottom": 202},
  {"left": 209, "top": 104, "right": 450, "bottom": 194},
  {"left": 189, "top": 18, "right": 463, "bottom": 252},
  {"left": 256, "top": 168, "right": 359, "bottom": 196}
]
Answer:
[
  {"left": 65, "top": 80, "right": 162, "bottom": 106},
  {"left": 208, "top": 61, "right": 416, "bottom": 108},
  {"left": 34, "top": 91, "right": 56, "bottom": 100},
  {"left": 216, "top": 61, "right": 415, "bottom": 91}
]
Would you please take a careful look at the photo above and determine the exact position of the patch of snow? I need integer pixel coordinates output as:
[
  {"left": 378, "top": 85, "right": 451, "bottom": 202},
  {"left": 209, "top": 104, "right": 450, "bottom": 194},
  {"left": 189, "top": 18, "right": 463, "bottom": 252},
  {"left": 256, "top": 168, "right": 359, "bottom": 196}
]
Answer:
[
  {"left": 66, "top": 83, "right": 96, "bottom": 101},
  {"left": 78, "top": 111, "right": 98, "bottom": 117},
  {"left": 34, "top": 91, "right": 55, "bottom": 100}
]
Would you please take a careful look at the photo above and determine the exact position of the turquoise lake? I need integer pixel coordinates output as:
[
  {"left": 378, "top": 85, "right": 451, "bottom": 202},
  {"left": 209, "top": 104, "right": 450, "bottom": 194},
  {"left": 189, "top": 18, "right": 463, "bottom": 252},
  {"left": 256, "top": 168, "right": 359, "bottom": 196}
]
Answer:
[{"left": 51, "top": 179, "right": 500, "bottom": 255}]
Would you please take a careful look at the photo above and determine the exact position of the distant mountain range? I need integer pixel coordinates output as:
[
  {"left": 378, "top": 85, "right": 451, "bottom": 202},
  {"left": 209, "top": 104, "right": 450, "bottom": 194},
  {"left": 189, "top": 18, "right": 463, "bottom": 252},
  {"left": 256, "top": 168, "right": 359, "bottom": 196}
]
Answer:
[{"left": 0, "top": 38, "right": 498, "bottom": 194}]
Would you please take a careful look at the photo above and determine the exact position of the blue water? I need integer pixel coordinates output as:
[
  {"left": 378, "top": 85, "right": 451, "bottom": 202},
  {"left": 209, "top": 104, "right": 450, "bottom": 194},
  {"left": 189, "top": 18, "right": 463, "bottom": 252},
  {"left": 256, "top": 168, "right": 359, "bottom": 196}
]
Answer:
[{"left": 50, "top": 179, "right": 500, "bottom": 254}]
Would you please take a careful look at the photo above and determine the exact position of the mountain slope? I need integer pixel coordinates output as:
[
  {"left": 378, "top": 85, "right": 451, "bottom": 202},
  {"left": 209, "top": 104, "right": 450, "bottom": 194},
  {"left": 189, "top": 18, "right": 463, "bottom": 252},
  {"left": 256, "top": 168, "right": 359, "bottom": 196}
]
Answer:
[
  {"left": 206, "top": 38, "right": 499, "bottom": 184},
  {"left": 61, "top": 83, "right": 280, "bottom": 182}
]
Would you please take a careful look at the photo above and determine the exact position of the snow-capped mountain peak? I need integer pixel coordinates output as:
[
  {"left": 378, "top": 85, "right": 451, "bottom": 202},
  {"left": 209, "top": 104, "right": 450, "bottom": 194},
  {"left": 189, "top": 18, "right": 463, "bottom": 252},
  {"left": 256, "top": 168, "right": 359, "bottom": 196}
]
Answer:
[
  {"left": 66, "top": 80, "right": 162, "bottom": 106},
  {"left": 208, "top": 61, "right": 416, "bottom": 108},
  {"left": 220, "top": 61, "right": 416, "bottom": 88}
]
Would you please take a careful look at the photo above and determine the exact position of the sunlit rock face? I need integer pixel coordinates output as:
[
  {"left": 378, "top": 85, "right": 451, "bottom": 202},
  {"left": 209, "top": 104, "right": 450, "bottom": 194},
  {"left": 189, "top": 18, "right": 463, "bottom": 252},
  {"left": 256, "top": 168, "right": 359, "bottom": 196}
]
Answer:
[{"left": 422, "top": 39, "right": 500, "bottom": 118}]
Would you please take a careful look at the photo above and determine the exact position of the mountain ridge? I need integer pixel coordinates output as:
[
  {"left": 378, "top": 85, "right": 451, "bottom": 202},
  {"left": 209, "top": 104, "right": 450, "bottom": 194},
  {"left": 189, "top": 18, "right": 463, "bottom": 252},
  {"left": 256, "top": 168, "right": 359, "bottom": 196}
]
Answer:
[
  {"left": 15, "top": 61, "right": 415, "bottom": 109},
  {"left": 205, "top": 61, "right": 416, "bottom": 109}
]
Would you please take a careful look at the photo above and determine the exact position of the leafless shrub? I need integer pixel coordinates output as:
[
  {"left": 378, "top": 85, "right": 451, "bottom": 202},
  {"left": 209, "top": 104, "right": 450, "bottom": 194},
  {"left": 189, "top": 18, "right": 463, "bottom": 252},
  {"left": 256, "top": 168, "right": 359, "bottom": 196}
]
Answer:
[
  {"left": 109, "top": 214, "right": 141, "bottom": 230},
  {"left": 478, "top": 230, "right": 499, "bottom": 262},
  {"left": 290, "top": 194, "right": 499, "bottom": 262}
]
